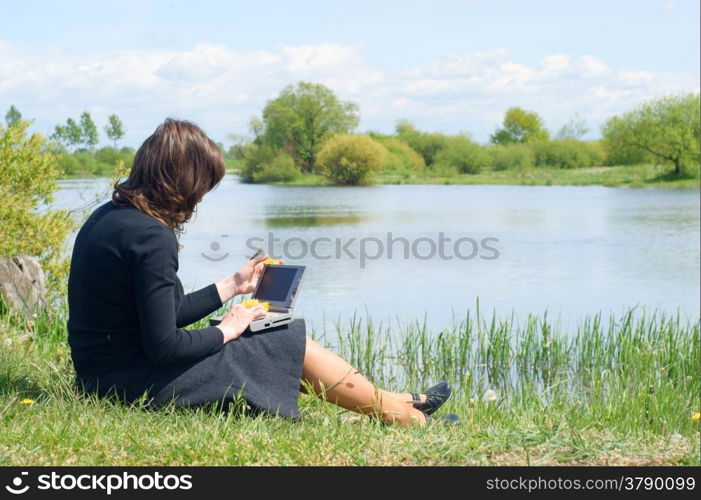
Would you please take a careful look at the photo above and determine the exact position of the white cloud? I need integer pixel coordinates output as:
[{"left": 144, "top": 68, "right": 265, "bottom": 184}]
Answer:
[
  {"left": 0, "top": 40, "right": 697, "bottom": 144},
  {"left": 540, "top": 54, "right": 570, "bottom": 76}
]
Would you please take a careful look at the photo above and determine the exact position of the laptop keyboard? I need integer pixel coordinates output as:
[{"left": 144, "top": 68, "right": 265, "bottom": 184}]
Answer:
[{"left": 266, "top": 311, "right": 287, "bottom": 318}]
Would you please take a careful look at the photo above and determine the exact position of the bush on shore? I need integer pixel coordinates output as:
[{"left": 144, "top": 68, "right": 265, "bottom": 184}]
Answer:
[
  {"left": 0, "top": 121, "right": 75, "bottom": 299},
  {"left": 251, "top": 152, "right": 301, "bottom": 183},
  {"left": 316, "top": 134, "right": 386, "bottom": 185},
  {"left": 433, "top": 135, "right": 492, "bottom": 174},
  {"left": 532, "top": 139, "right": 605, "bottom": 169},
  {"left": 372, "top": 136, "right": 425, "bottom": 172},
  {"left": 240, "top": 144, "right": 302, "bottom": 183},
  {"left": 57, "top": 147, "right": 135, "bottom": 177},
  {"left": 395, "top": 120, "right": 449, "bottom": 166},
  {"left": 491, "top": 144, "right": 535, "bottom": 171}
]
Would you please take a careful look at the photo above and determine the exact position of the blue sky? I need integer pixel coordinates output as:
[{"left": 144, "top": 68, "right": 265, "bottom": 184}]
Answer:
[{"left": 1, "top": 0, "right": 699, "bottom": 146}]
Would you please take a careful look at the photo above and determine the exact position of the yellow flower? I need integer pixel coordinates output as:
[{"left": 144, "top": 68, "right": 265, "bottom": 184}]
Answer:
[
  {"left": 693, "top": 412, "right": 700, "bottom": 423},
  {"left": 263, "top": 258, "right": 283, "bottom": 266},
  {"left": 241, "top": 298, "right": 270, "bottom": 311},
  {"left": 20, "top": 398, "right": 35, "bottom": 405}
]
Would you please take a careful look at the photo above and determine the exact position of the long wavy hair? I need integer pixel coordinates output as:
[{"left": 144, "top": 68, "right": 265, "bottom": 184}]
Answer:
[{"left": 112, "top": 119, "right": 225, "bottom": 234}]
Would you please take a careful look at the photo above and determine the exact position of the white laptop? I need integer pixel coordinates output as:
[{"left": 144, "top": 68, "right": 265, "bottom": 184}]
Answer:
[{"left": 210, "top": 264, "right": 306, "bottom": 332}]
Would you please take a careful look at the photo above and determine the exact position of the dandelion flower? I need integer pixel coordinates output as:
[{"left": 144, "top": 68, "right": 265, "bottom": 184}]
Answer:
[
  {"left": 241, "top": 298, "right": 270, "bottom": 311},
  {"left": 3, "top": 338, "right": 11, "bottom": 347},
  {"left": 20, "top": 398, "right": 35, "bottom": 405},
  {"left": 484, "top": 389, "right": 498, "bottom": 403},
  {"left": 263, "top": 258, "right": 282, "bottom": 266},
  {"left": 693, "top": 412, "right": 700, "bottom": 423}
]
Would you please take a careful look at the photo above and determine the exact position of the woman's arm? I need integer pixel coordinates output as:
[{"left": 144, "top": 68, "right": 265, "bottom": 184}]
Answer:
[
  {"left": 214, "top": 253, "right": 278, "bottom": 303},
  {"left": 215, "top": 274, "right": 239, "bottom": 304},
  {"left": 161, "top": 246, "right": 275, "bottom": 331},
  {"left": 175, "top": 280, "right": 222, "bottom": 328},
  {"left": 130, "top": 224, "right": 224, "bottom": 365}
]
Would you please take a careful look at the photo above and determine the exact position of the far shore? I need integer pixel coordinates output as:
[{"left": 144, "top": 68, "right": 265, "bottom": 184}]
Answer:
[
  {"left": 60, "top": 163, "right": 700, "bottom": 189},
  {"left": 227, "top": 163, "right": 700, "bottom": 189}
]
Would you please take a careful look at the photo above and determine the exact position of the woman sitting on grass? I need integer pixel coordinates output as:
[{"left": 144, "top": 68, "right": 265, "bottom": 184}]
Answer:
[{"left": 67, "top": 118, "right": 457, "bottom": 426}]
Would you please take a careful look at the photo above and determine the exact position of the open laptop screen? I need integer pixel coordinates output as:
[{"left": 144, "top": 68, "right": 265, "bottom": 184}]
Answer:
[{"left": 252, "top": 265, "right": 306, "bottom": 309}]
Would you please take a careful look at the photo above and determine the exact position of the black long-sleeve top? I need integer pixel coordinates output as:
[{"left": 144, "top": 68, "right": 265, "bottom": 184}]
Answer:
[{"left": 67, "top": 201, "right": 224, "bottom": 375}]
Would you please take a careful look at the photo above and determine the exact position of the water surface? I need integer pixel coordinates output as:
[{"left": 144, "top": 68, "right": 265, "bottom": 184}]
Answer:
[{"left": 53, "top": 176, "right": 701, "bottom": 335}]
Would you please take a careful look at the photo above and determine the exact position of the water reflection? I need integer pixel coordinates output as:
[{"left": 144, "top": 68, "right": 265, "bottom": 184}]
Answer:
[{"left": 260, "top": 215, "right": 369, "bottom": 228}]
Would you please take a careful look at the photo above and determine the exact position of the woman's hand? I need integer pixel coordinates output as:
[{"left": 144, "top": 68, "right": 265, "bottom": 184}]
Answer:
[
  {"left": 216, "top": 303, "right": 268, "bottom": 343},
  {"left": 233, "top": 254, "right": 286, "bottom": 295},
  {"left": 232, "top": 254, "right": 272, "bottom": 295},
  {"left": 215, "top": 254, "right": 284, "bottom": 303}
]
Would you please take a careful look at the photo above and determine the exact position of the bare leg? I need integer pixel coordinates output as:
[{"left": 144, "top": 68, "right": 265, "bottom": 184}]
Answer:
[
  {"left": 392, "top": 392, "right": 427, "bottom": 404},
  {"left": 301, "top": 337, "right": 426, "bottom": 426}
]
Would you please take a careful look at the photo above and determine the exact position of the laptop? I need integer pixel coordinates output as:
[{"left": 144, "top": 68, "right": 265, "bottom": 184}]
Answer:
[{"left": 210, "top": 264, "right": 306, "bottom": 332}]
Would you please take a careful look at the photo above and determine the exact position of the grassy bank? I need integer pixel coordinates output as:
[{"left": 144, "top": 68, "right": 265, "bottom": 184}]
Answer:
[
  {"left": 375, "top": 164, "right": 701, "bottom": 188},
  {"left": 0, "top": 307, "right": 698, "bottom": 465},
  {"left": 242, "top": 164, "right": 700, "bottom": 188}
]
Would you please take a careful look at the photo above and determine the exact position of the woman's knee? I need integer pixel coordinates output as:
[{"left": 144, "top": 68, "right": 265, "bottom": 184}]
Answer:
[{"left": 288, "top": 318, "right": 306, "bottom": 332}]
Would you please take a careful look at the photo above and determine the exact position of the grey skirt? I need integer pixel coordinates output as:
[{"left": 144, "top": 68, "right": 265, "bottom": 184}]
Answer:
[{"left": 74, "top": 319, "right": 307, "bottom": 419}]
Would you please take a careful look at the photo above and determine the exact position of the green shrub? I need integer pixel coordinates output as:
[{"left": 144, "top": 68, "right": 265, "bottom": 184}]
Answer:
[
  {"left": 395, "top": 121, "right": 449, "bottom": 166},
  {"left": 55, "top": 147, "right": 135, "bottom": 177},
  {"left": 375, "top": 137, "right": 425, "bottom": 172},
  {"left": 0, "top": 121, "right": 75, "bottom": 300},
  {"left": 240, "top": 144, "right": 278, "bottom": 182},
  {"left": 433, "top": 136, "right": 491, "bottom": 174},
  {"left": 316, "top": 134, "right": 386, "bottom": 185},
  {"left": 94, "top": 147, "right": 122, "bottom": 165},
  {"left": 491, "top": 144, "right": 535, "bottom": 171},
  {"left": 585, "top": 141, "right": 606, "bottom": 166},
  {"left": 56, "top": 152, "right": 81, "bottom": 176},
  {"left": 429, "top": 163, "right": 459, "bottom": 177},
  {"left": 532, "top": 140, "right": 605, "bottom": 169},
  {"left": 251, "top": 152, "right": 301, "bottom": 183}
]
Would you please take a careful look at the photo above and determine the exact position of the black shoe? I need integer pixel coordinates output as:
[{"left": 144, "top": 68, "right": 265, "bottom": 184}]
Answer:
[
  {"left": 411, "top": 381, "right": 451, "bottom": 416},
  {"left": 426, "top": 413, "right": 460, "bottom": 425}
]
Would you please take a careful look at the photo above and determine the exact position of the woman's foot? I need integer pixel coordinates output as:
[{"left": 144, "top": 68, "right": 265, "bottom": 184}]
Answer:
[{"left": 407, "top": 381, "right": 452, "bottom": 416}]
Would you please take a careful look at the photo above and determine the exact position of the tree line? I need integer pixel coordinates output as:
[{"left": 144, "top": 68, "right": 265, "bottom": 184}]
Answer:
[
  {"left": 4, "top": 107, "right": 133, "bottom": 177},
  {"left": 5, "top": 106, "right": 126, "bottom": 150},
  {"left": 231, "top": 82, "right": 699, "bottom": 184},
  {"left": 4, "top": 83, "right": 700, "bottom": 183}
]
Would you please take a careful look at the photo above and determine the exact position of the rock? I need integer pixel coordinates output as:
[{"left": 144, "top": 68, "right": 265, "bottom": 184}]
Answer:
[{"left": 0, "top": 255, "right": 47, "bottom": 315}]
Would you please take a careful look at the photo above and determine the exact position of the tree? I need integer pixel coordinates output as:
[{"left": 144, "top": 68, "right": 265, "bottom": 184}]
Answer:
[
  {"left": 261, "top": 81, "right": 359, "bottom": 171},
  {"left": 556, "top": 113, "right": 589, "bottom": 140},
  {"left": 80, "top": 111, "right": 99, "bottom": 149},
  {"left": 602, "top": 93, "right": 700, "bottom": 176},
  {"left": 226, "top": 133, "right": 252, "bottom": 161},
  {"left": 248, "top": 116, "right": 264, "bottom": 142},
  {"left": 5, "top": 105, "right": 22, "bottom": 127},
  {"left": 51, "top": 118, "right": 83, "bottom": 149},
  {"left": 104, "top": 114, "right": 125, "bottom": 148},
  {"left": 490, "top": 107, "right": 550, "bottom": 144},
  {"left": 0, "top": 121, "right": 75, "bottom": 300}
]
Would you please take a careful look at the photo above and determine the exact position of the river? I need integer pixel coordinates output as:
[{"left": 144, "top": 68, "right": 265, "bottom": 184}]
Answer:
[{"left": 52, "top": 175, "right": 701, "bottom": 335}]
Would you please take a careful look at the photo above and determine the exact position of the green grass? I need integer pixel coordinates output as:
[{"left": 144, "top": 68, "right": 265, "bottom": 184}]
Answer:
[
  {"left": 263, "top": 164, "right": 700, "bottom": 188},
  {"left": 0, "top": 306, "right": 698, "bottom": 465}
]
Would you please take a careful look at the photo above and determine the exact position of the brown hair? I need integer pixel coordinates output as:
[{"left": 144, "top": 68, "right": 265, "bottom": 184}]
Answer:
[{"left": 112, "top": 118, "right": 225, "bottom": 233}]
